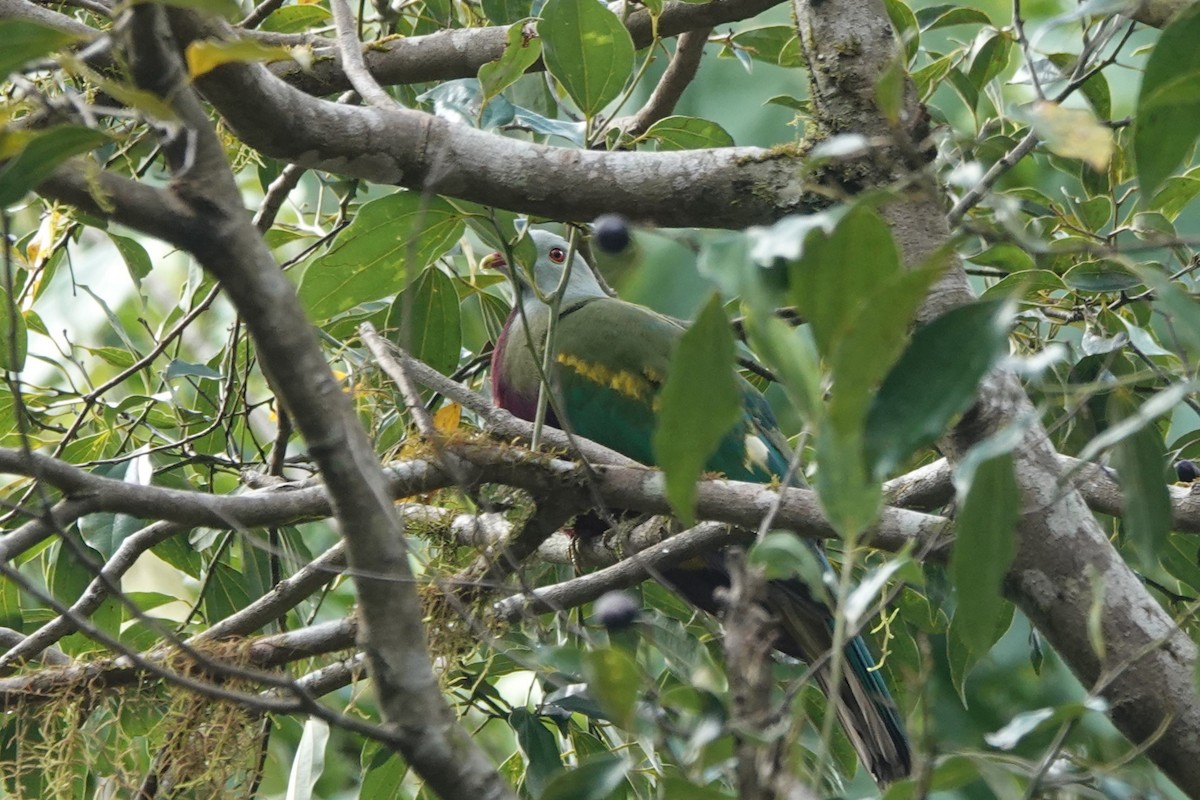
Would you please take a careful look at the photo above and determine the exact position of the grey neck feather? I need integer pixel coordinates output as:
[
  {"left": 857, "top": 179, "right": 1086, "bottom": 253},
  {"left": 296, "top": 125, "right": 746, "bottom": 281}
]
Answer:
[{"left": 517, "top": 231, "right": 607, "bottom": 317}]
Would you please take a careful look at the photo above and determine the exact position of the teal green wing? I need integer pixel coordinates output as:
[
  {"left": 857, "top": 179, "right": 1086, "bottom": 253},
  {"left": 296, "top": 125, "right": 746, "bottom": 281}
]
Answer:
[
  {"left": 551, "top": 299, "right": 678, "bottom": 465},
  {"left": 555, "top": 299, "right": 795, "bottom": 481}
]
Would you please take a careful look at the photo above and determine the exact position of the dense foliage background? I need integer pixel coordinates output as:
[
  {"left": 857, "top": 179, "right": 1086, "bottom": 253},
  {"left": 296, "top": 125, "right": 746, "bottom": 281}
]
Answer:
[{"left": 3, "top": 0, "right": 1200, "bottom": 796}]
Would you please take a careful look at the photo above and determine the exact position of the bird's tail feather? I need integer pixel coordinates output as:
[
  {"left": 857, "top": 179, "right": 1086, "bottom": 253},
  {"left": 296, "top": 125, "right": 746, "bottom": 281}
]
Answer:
[
  {"left": 770, "top": 585, "right": 912, "bottom": 786},
  {"left": 813, "top": 634, "right": 912, "bottom": 786}
]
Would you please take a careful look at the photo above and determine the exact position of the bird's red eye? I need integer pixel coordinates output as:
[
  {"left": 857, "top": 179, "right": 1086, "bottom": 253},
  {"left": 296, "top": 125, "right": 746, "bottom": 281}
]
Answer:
[{"left": 549, "top": 247, "right": 566, "bottom": 264}]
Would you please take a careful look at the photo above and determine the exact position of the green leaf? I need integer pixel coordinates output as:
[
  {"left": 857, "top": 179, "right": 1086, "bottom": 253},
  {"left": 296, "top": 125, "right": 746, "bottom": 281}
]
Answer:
[
  {"left": 479, "top": 21, "right": 542, "bottom": 104},
  {"left": 742, "top": 312, "right": 822, "bottom": 422},
  {"left": 640, "top": 116, "right": 734, "bottom": 150},
  {"left": 359, "top": 742, "right": 406, "bottom": 797},
  {"left": 185, "top": 38, "right": 293, "bottom": 78},
  {"left": 946, "top": 597, "right": 1013, "bottom": 703},
  {"left": 108, "top": 234, "right": 153, "bottom": 293},
  {"left": 865, "top": 299, "right": 1013, "bottom": 478},
  {"left": 654, "top": 294, "right": 741, "bottom": 525},
  {"left": 827, "top": 264, "right": 945, "bottom": 434},
  {"left": 0, "top": 286, "right": 27, "bottom": 372},
  {"left": 0, "top": 19, "right": 84, "bottom": 77},
  {"left": 1133, "top": 265, "right": 1200, "bottom": 359},
  {"left": 539, "top": 0, "right": 634, "bottom": 117},
  {"left": 385, "top": 267, "right": 463, "bottom": 376},
  {"left": 165, "top": 359, "right": 223, "bottom": 381},
  {"left": 298, "top": 192, "right": 463, "bottom": 321},
  {"left": 539, "top": 754, "right": 629, "bottom": 800},
  {"left": 0, "top": 572, "right": 20, "bottom": 629},
  {"left": 728, "top": 26, "right": 804, "bottom": 68},
  {"left": 584, "top": 647, "right": 639, "bottom": 728},
  {"left": 967, "top": 30, "right": 1011, "bottom": 90},
  {"left": 882, "top": 0, "right": 919, "bottom": 62},
  {"left": 970, "top": 243, "right": 1036, "bottom": 273},
  {"left": 259, "top": 4, "right": 331, "bottom": 33},
  {"left": 1062, "top": 260, "right": 1142, "bottom": 293},
  {"left": 1135, "top": 3, "right": 1200, "bottom": 199},
  {"left": 950, "top": 452, "right": 1018, "bottom": 655},
  {"left": 0, "top": 126, "right": 108, "bottom": 207},
  {"left": 748, "top": 532, "right": 829, "bottom": 598},
  {"left": 285, "top": 717, "right": 329, "bottom": 800},
  {"left": 1108, "top": 389, "right": 1172, "bottom": 566},
  {"left": 915, "top": 4, "right": 991, "bottom": 30},
  {"left": 787, "top": 205, "right": 901, "bottom": 358},
  {"left": 78, "top": 459, "right": 152, "bottom": 558},
  {"left": 509, "top": 708, "right": 562, "bottom": 797},
  {"left": 482, "top": 0, "right": 531, "bottom": 24}
]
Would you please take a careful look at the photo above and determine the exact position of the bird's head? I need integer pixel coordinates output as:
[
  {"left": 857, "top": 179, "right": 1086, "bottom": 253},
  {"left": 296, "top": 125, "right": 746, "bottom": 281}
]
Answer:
[{"left": 482, "top": 230, "right": 606, "bottom": 308}]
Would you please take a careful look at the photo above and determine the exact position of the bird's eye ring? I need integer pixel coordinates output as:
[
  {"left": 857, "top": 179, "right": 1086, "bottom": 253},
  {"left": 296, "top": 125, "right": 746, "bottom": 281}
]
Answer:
[{"left": 549, "top": 247, "right": 566, "bottom": 264}]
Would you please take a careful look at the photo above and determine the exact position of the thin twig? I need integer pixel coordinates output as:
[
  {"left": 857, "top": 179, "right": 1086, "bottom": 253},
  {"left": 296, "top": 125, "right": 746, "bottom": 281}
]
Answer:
[
  {"left": 329, "top": 0, "right": 393, "bottom": 106},
  {"left": 609, "top": 27, "right": 713, "bottom": 139}
]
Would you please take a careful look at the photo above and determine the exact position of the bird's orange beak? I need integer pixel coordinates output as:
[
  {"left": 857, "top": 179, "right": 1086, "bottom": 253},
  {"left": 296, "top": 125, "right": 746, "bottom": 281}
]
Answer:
[{"left": 480, "top": 252, "right": 508, "bottom": 273}]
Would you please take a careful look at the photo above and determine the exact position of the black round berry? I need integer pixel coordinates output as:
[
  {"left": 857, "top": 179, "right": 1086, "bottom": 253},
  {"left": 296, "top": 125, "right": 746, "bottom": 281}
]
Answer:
[
  {"left": 1176, "top": 460, "right": 1198, "bottom": 483},
  {"left": 592, "top": 214, "right": 632, "bottom": 254},
  {"left": 592, "top": 590, "right": 640, "bottom": 630}
]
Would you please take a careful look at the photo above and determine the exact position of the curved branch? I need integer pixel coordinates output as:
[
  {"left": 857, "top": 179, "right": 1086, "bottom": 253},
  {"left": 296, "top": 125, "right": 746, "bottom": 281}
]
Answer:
[
  {"left": 265, "top": 0, "right": 784, "bottom": 95},
  {"left": 609, "top": 27, "right": 714, "bottom": 140}
]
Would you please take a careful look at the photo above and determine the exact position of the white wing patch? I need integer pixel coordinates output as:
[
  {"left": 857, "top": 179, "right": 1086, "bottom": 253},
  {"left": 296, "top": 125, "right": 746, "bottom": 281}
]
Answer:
[{"left": 744, "top": 434, "right": 771, "bottom": 472}]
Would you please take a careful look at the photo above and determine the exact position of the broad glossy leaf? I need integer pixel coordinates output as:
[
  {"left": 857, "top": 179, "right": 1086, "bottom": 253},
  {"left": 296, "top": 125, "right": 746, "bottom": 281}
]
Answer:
[
  {"left": 742, "top": 312, "right": 822, "bottom": 422},
  {"left": 385, "top": 267, "right": 463, "bottom": 376},
  {"left": 748, "top": 532, "right": 829, "bottom": 600},
  {"left": 0, "top": 573, "right": 19, "bottom": 629},
  {"left": 787, "top": 205, "right": 901, "bottom": 358},
  {"left": 1108, "top": 388, "right": 1172, "bottom": 566},
  {"left": 286, "top": 717, "right": 329, "bottom": 800},
  {"left": 479, "top": 21, "right": 542, "bottom": 104},
  {"left": 883, "top": 0, "right": 919, "bottom": 62},
  {"left": 1063, "top": 260, "right": 1142, "bottom": 293},
  {"left": 979, "top": 272, "right": 1065, "bottom": 303},
  {"left": 359, "top": 742, "right": 406, "bottom": 797},
  {"left": 1047, "top": 53, "right": 1111, "bottom": 120},
  {"left": 1133, "top": 266, "right": 1200, "bottom": 358},
  {"left": 539, "top": 0, "right": 634, "bottom": 117},
  {"left": 915, "top": 4, "right": 991, "bottom": 30},
  {"left": 0, "top": 285, "right": 27, "bottom": 372},
  {"left": 1134, "top": 2, "right": 1200, "bottom": 198},
  {"left": 259, "top": 4, "right": 331, "bottom": 33},
  {"left": 1149, "top": 173, "right": 1200, "bottom": 219},
  {"left": 827, "top": 264, "right": 944, "bottom": 433},
  {"left": 78, "top": 456, "right": 152, "bottom": 557},
  {"left": 108, "top": 234, "right": 153, "bottom": 293},
  {"left": 815, "top": 421, "right": 880, "bottom": 540},
  {"left": 299, "top": 193, "right": 463, "bottom": 321},
  {"left": 728, "top": 26, "right": 804, "bottom": 68},
  {"left": 640, "top": 116, "right": 734, "bottom": 150},
  {"left": 946, "top": 597, "right": 1013, "bottom": 702},
  {"left": 654, "top": 294, "right": 741, "bottom": 524},
  {"left": 0, "top": 126, "right": 108, "bottom": 207},
  {"left": 865, "top": 299, "right": 1013, "bottom": 478},
  {"left": 185, "top": 38, "right": 292, "bottom": 78},
  {"left": 0, "top": 20, "right": 83, "bottom": 77},
  {"left": 951, "top": 452, "right": 1018, "bottom": 655},
  {"left": 584, "top": 647, "right": 639, "bottom": 728},
  {"left": 967, "top": 30, "right": 1011, "bottom": 91},
  {"left": 540, "top": 754, "right": 629, "bottom": 800},
  {"left": 509, "top": 708, "right": 562, "bottom": 797}
]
